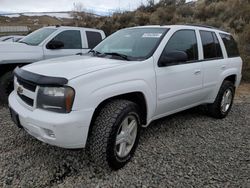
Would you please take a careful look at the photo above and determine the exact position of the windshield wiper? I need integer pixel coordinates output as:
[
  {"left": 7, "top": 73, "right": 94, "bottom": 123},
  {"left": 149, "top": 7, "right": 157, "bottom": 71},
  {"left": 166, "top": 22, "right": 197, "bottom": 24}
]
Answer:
[
  {"left": 18, "top": 41, "right": 29, "bottom": 45},
  {"left": 104, "top": 52, "right": 130, "bottom": 61}
]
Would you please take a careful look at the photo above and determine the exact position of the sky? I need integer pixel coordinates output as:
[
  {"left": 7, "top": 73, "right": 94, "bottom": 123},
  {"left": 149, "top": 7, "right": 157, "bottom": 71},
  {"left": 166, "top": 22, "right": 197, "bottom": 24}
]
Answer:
[{"left": 0, "top": 0, "right": 162, "bottom": 14}]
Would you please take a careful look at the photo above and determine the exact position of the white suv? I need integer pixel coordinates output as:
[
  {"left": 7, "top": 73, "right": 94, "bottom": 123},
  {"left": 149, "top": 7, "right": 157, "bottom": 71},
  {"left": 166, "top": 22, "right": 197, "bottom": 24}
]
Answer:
[{"left": 9, "top": 25, "right": 242, "bottom": 170}]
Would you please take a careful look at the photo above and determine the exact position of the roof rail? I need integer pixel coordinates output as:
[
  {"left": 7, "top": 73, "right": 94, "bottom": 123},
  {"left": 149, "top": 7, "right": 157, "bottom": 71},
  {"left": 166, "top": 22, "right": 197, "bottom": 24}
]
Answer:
[{"left": 183, "top": 24, "right": 225, "bottom": 31}]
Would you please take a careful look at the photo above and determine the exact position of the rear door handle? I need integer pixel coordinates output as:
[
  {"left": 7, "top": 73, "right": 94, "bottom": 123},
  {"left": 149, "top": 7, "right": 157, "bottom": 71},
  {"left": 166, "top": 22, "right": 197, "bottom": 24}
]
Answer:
[{"left": 194, "top": 70, "right": 201, "bottom": 75}]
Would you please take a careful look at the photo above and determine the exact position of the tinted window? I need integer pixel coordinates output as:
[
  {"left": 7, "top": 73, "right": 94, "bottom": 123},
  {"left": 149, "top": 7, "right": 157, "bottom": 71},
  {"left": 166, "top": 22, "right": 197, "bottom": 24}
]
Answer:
[
  {"left": 200, "top": 31, "right": 223, "bottom": 59},
  {"left": 163, "top": 30, "right": 198, "bottom": 62},
  {"left": 52, "top": 30, "right": 82, "bottom": 49},
  {"left": 86, "top": 31, "right": 102, "bottom": 49},
  {"left": 220, "top": 33, "right": 240, "bottom": 57}
]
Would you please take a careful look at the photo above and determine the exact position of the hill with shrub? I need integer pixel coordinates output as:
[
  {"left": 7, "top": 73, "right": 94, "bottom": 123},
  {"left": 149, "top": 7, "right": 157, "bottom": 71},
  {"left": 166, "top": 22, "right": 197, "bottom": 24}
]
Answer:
[{"left": 0, "top": 0, "right": 249, "bottom": 80}]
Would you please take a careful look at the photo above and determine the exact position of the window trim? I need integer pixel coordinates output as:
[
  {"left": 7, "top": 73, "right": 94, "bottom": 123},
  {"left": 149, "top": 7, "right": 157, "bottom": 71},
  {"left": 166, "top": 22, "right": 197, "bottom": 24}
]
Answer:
[
  {"left": 212, "top": 32, "right": 223, "bottom": 59},
  {"left": 158, "top": 29, "right": 199, "bottom": 67},
  {"left": 199, "top": 30, "right": 224, "bottom": 61}
]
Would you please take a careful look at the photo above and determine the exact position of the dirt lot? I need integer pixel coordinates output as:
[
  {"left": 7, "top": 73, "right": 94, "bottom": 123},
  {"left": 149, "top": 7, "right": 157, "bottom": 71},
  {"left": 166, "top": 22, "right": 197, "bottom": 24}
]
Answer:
[{"left": 0, "top": 84, "right": 249, "bottom": 187}]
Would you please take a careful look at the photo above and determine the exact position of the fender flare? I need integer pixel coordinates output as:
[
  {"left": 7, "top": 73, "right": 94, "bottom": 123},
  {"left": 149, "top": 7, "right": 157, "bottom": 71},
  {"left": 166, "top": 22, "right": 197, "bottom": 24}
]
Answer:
[{"left": 89, "top": 80, "right": 156, "bottom": 124}]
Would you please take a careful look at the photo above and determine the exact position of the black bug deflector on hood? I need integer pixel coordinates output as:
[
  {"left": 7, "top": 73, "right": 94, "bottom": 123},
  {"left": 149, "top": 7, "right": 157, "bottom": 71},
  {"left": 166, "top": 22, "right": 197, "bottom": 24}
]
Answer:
[{"left": 14, "top": 67, "right": 68, "bottom": 86}]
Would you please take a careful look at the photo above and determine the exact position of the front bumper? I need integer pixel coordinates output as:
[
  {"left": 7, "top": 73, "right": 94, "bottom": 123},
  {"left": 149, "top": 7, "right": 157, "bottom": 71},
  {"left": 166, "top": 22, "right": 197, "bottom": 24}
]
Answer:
[{"left": 8, "top": 92, "right": 94, "bottom": 149}]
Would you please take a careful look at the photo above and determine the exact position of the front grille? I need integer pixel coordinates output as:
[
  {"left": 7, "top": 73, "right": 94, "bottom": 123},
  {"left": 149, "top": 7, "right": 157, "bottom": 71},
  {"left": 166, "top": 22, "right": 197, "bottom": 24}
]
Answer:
[
  {"left": 15, "top": 77, "right": 37, "bottom": 107},
  {"left": 17, "top": 78, "right": 36, "bottom": 92},
  {"left": 18, "top": 93, "right": 34, "bottom": 106}
]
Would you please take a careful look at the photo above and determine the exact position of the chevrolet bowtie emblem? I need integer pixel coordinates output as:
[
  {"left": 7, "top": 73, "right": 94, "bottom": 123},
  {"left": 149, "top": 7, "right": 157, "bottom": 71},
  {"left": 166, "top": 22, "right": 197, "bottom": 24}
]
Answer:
[{"left": 17, "top": 85, "right": 24, "bottom": 95}]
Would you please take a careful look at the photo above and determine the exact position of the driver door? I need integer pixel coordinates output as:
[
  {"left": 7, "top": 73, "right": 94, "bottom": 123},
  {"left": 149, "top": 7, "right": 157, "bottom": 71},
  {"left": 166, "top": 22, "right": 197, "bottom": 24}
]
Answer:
[
  {"left": 155, "top": 29, "right": 203, "bottom": 116},
  {"left": 43, "top": 30, "right": 82, "bottom": 59}
]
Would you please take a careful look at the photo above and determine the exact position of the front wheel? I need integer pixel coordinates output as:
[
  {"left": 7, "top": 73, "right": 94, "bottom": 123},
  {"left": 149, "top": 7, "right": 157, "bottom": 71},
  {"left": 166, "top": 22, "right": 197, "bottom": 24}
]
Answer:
[
  {"left": 86, "top": 99, "right": 141, "bottom": 170},
  {"left": 207, "top": 81, "right": 235, "bottom": 119}
]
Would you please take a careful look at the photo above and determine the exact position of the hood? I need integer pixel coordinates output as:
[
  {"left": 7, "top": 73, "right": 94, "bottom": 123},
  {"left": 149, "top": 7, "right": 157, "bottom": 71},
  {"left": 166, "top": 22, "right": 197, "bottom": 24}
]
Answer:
[
  {"left": 0, "top": 42, "right": 42, "bottom": 63},
  {"left": 0, "top": 42, "right": 36, "bottom": 52},
  {"left": 22, "top": 55, "right": 127, "bottom": 80}
]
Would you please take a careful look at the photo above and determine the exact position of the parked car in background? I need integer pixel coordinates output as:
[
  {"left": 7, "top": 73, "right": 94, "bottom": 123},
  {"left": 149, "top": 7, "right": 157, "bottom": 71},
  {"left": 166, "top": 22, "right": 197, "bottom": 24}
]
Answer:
[
  {"left": 0, "top": 35, "right": 24, "bottom": 42},
  {"left": 9, "top": 25, "right": 242, "bottom": 170},
  {"left": 0, "top": 26, "right": 105, "bottom": 103}
]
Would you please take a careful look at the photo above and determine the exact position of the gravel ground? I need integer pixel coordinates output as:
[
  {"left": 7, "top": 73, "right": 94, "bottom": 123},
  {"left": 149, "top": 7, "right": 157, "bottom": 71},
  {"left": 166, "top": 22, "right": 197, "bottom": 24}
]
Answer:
[{"left": 0, "top": 85, "right": 249, "bottom": 188}]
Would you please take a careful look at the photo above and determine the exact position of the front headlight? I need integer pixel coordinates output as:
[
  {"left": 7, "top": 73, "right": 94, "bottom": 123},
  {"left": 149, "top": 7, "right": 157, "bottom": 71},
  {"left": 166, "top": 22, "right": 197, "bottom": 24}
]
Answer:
[{"left": 37, "top": 86, "right": 75, "bottom": 113}]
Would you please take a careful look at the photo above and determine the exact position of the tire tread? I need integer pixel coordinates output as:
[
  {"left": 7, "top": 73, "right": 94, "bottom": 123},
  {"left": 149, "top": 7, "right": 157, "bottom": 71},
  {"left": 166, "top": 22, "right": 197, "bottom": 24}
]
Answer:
[
  {"left": 207, "top": 80, "right": 235, "bottom": 119},
  {"left": 86, "top": 99, "right": 138, "bottom": 169}
]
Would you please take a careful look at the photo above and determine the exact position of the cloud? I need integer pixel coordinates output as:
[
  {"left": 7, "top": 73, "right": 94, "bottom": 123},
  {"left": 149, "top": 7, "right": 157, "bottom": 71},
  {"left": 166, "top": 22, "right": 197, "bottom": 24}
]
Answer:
[{"left": 0, "top": 0, "right": 158, "bottom": 13}]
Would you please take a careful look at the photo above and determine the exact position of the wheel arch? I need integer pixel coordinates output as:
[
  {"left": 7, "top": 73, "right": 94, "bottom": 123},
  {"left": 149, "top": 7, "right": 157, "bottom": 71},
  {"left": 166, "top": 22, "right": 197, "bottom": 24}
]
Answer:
[
  {"left": 91, "top": 91, "right": 148, "bottom": 125},
  {"left": 209, "top": 72, "right": 238, "bottom": 104},
  {"left": 224, "top": 74, "right": 237, "bottom": 86},
  {"left": 87, "top": 92, "right": 148, "bottom": 141}
]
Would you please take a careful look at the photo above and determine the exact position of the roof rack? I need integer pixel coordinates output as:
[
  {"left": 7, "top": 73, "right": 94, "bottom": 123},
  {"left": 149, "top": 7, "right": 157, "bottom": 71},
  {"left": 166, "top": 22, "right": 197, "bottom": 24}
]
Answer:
[{"left": 183, "top": 24, "right": 225, "bottom": 32}]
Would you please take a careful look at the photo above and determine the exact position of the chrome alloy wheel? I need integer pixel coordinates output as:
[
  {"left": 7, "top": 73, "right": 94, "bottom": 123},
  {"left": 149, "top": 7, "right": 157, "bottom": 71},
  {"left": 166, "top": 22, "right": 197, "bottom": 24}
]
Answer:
[
  {"left": 116, "top": 115, "right": 138, "bottom": 158},
  {"left": 221, "top": 89, "right": 233, "bottom": 113}
]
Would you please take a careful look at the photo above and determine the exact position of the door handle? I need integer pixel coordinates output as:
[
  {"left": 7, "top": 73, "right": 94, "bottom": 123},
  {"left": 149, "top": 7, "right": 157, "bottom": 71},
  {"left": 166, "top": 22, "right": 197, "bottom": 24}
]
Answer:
[
  {"left": 221, "top": 65, "right": 226, "bottom": 70},
  {"left": 194, "top": 70, "right": 201, "bottom": 75}
]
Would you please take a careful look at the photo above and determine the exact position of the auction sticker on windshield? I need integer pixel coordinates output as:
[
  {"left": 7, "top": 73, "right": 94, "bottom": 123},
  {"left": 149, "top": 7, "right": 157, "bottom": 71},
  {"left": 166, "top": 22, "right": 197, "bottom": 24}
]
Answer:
[{"left": 142, "top": 33, "right": 162, "bottom": 38}]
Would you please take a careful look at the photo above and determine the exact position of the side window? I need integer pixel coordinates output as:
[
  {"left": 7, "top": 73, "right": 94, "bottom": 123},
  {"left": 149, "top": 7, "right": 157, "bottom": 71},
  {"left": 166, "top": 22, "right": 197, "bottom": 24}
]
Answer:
[
  {"left": 219, "top": 33, "right": 240, "bottom": 58},
  {"left": 200, "top": 31, "right": 223, "bottom": 59},
  {"left": 86, "top": 31, "right": 102, "bottom": 49},
  {"left": 51, "top": 30, "right": 82, "bottom": 49},
  {"left": 163, "top": 30, "right": 198, "bottom": 62}
]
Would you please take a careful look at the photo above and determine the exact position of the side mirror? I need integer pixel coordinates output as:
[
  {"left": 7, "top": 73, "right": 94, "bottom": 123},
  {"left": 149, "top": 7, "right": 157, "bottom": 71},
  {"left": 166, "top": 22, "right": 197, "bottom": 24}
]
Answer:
[
  {"left": 47, "top": 40, "right": 64, "bottom": 49},
  {"left": 158, "top": 50, "right": 188, "bottom": 67}
]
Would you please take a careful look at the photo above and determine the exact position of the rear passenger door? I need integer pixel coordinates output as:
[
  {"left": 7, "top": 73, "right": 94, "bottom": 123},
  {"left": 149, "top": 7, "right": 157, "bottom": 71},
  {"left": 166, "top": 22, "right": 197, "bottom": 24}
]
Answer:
[
  {"left": 155, "top": 29, "right": 203, "bottom": 116},
  {"left": 44, "top": 30, "right": 82, "bottom": 59},
  {"left": 199, "top": 30, "right": 226, "bottom": 98}
]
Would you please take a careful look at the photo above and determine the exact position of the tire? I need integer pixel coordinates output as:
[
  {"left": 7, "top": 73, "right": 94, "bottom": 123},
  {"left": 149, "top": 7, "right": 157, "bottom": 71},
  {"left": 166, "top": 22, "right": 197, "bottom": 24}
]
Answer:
[
  {"left": 86, "top": 99, "right": 141, "bottom": 170},
  {"left": 207, "top": 81, "right": 235, "bottom": 119},
  {"left": 0, "top": 71, "right": 14, "bottom": 105}
]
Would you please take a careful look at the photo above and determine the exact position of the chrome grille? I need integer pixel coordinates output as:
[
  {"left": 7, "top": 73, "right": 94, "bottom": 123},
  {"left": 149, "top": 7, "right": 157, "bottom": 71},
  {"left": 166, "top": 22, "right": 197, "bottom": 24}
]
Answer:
[
  {"left": 17, "top": 77, "right": 36, "bottom": 92},
  {"left": 14, "top": 77, "right": 37, "bottom": 108}
]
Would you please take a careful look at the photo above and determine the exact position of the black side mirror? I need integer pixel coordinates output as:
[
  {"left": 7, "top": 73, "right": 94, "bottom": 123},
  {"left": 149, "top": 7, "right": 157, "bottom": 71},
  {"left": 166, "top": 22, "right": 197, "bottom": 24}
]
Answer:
[
  {"left": 159, "top": 50, "right": 188, "bottom": 67},
  {"left": 47, "top": 40, "right": 64, "bottom": 49}
]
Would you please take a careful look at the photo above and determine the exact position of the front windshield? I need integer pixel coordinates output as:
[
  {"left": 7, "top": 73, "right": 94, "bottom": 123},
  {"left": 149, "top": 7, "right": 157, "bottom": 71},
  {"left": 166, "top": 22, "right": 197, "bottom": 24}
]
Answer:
[
  {"left": 94, "top": 28, "right": 168, "bottom": 60},
  {"left": 19, "top": 28, "right": 57, "bottom": 46}
]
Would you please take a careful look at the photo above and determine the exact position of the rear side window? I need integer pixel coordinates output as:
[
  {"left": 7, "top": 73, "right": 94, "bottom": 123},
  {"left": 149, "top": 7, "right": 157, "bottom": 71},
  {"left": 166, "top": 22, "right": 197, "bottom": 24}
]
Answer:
[
  {"left": 220, "top": 33, "right": 240, "bottom": 58},
  {"left": 200, "top": 31, "right": 223, "bottom": 59},
  {"left": 52, "top": 30, "right": 82, "bottom": 49},
  {"left": 86, "top": 31, "right": 102, "bottom": 49},
  {"left": 163, "top": 29, "right": 198, "bottom": 62}
]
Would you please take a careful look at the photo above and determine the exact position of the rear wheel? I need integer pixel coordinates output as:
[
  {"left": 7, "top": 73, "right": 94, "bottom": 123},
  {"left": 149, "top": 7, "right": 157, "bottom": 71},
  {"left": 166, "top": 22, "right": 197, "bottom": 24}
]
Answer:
[
  {"left": 86, "top": 99, "right": 141, "bottom": 170},
  {"left": 0, "top": 71, "right": 14, "bottom": 104},
  {"left": 207, "top": 81, "right": 235, "bottom": 119}
]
